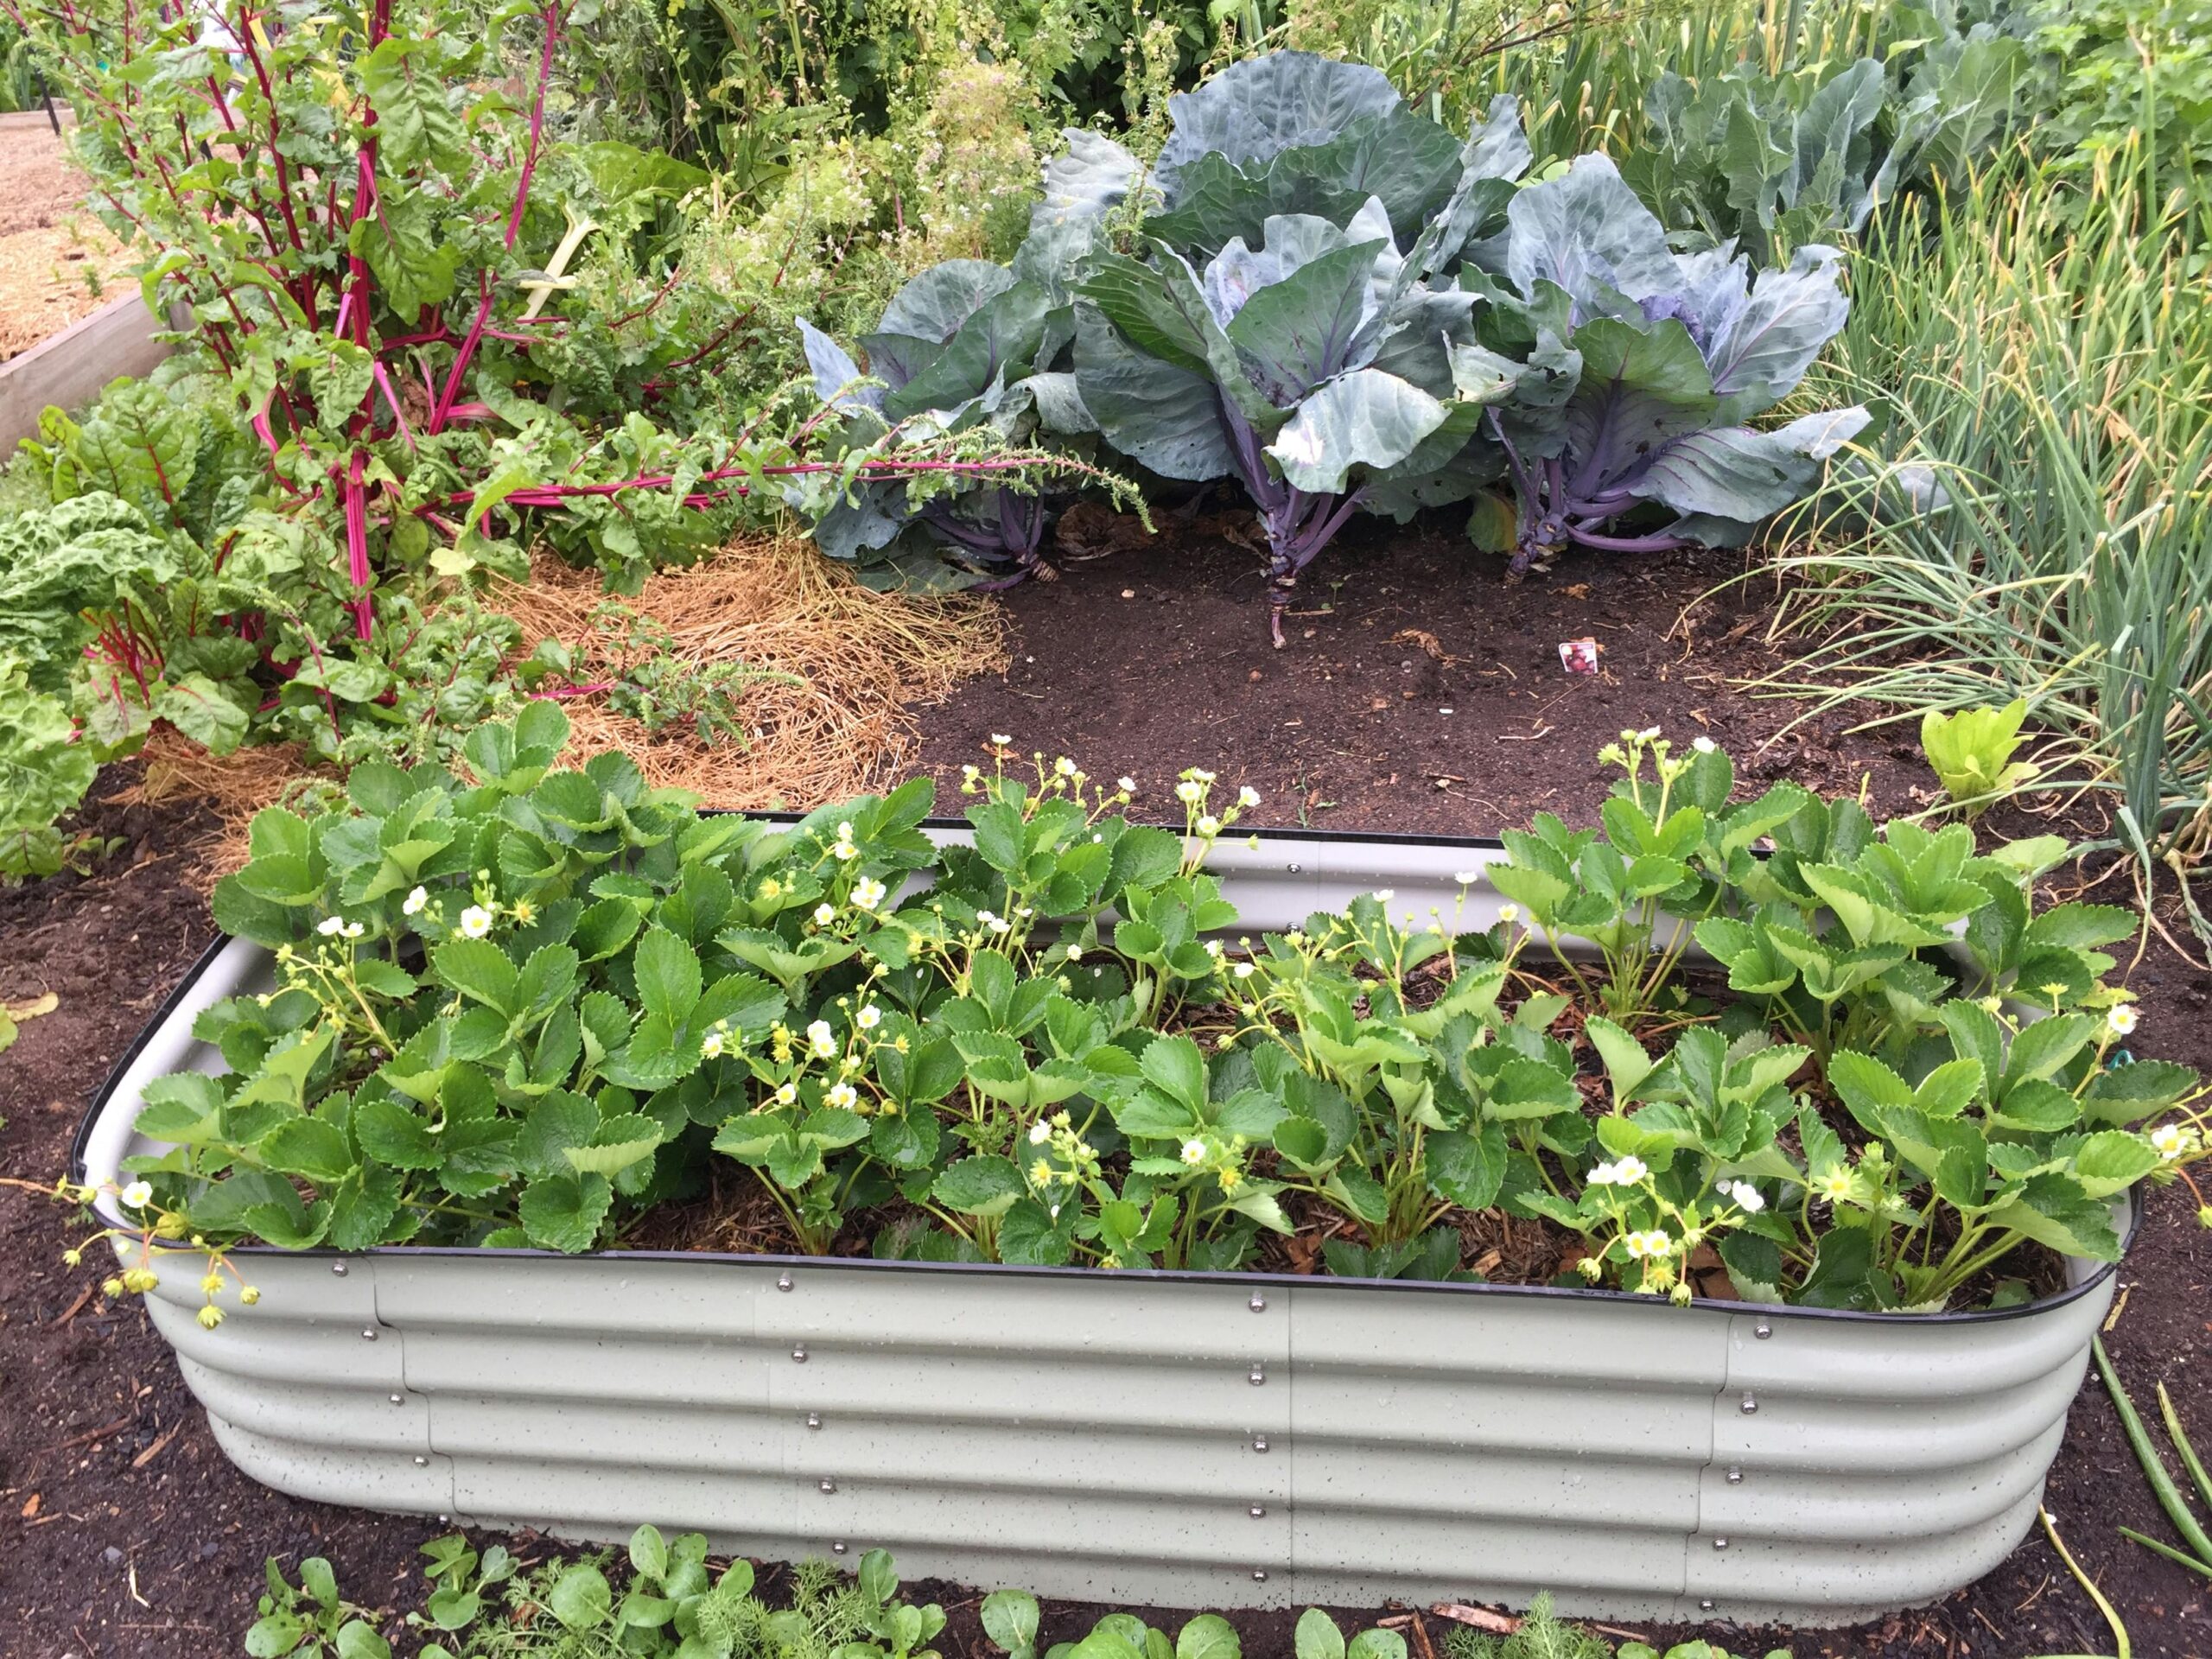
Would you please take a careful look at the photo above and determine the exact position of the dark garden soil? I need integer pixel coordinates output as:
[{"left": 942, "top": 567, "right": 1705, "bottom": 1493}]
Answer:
[{"left": 3, "top": 521, "right": 2209, "bottom": 1658}]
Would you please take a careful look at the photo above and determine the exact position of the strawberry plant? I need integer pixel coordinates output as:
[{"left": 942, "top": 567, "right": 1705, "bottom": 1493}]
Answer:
[{"left": 89, "top": 717, "right": 2204, "bottom": 1318}]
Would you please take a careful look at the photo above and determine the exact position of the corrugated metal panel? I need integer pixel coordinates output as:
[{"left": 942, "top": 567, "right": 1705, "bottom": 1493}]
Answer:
[
  {"left": 118, "top": 1245, "right": 2116, "bottom": 1627},
  {"left": 81, "top": 842, "right": 2126, "bottom": 1628}
]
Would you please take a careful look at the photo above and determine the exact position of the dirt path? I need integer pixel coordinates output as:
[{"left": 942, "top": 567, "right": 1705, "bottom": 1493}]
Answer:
[
  {"left": 1, "top": 528, "right": 2206, "bottom": 1656},
  {"left": 0, "top": 117, "right": 134, "bottom": 361}
]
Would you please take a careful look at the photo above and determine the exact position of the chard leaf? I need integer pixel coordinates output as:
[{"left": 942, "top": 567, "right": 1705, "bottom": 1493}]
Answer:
[{"left": 361, "top": 37, "right": 465, "bottom": 168}]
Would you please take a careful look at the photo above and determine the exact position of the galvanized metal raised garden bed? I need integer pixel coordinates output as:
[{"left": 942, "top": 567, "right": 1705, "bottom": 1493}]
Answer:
[{"left": 76, "top": 826, "right": 2130, "bottom": 1628}]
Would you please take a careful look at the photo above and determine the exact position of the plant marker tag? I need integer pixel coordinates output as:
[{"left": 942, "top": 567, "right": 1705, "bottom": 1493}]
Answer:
[{"left": 1559, "top": 638, "right": 1601, "bottom": 675}]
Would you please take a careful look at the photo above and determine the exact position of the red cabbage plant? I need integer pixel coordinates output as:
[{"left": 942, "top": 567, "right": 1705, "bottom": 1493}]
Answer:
[{"left": 1452, "top": 155, "right": 1870, "bottom": 575}]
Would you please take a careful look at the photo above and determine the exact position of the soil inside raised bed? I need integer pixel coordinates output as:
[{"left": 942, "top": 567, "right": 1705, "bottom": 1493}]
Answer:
[{"left": 3, "top": 523, "right": 2209, "bottom": 1657}]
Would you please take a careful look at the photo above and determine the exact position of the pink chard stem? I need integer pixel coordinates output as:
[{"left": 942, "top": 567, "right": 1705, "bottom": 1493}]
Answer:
[
  {"left": 343, "top": 448, "right": 372, "bottom": 639},
  {"left": 432, "top": 4, "right": 558, "bottom": 435}
]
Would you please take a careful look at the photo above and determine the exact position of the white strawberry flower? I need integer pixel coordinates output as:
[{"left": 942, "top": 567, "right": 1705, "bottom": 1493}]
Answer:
[
  {"left": 2150, "top": 1122, "right": 2197, "bottom": 1162},
  {"left": 814, "top": 903, "right": 836, "bottom": 926},
  {"left": 1692, "top": 735, "right": 1717, "bottom": 753},
  {"left": 1117, "top": 776, "right": 1136, "bottom": 793},
  {"left": 1611, "top": 1154, "right": 1649, "bottom": 1185},
  {"left": 1176, "top": 780, "right": 1205, "bottom": 804},
  {"left": 1180, "top": 1139, "right": 1207, "bottom": 1166},
  {"left": 702, "top": 1030, "right": 727, "bottom": 1059},
  {"left": 775, "top": 1084, "right": 798, "bottom": 1106},
  {"left": 1196, "top": 815, "right": 1221, "bottom": 836},
  {"left": 403, "top": 887, "right": 429, "bottom": 916},
  {"left": 807, "top": 1020, "right": 837, "bottom": 1059},
  {"left": 458, "top": 906, "right": 493, "bottom": 939},
  {"left": 120, "top": 1180, "right": 154, "bottom": 1211},
  {"left": 855, "top": 1004, "right": 881, "bottom": 1031},
  {"left": 826, "top": 1082, "right": 859, "bottom": 1110},
  {"left": 2107, "top": 1004, "right": 2139, "bottom": 1037},
  {"left": 1238, "top": 785, "right": 1261, "bottom": 809},
  {"left": 990, "top": 734, "right": 1013, "bottom": 747},
  {"left": 1030, "top": 1120, "right": 1052, "bottom": 1146},
  {"left": 315, "top": 916, "right": 346, "bottom": 937},
  {"left": 853, "top": 876, "right": 887, "bottom": 912}
]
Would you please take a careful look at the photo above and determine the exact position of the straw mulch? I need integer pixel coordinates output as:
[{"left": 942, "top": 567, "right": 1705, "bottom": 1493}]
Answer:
[
  {"left": 493, "top": 535, "right": 1005, "bottom": 805},
  {"left": 118, "top": 732, "right": 329, "bottom": 878},
  {"left": 117, "top": 535, "right": 1005, "bottom": 884}
]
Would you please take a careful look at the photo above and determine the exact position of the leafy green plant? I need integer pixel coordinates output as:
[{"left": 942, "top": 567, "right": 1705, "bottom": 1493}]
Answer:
[
  {"left": 416, "top": 1527, "right": 801, "bottom": 1658},
  {"left": 0, "top": 0, "right": 1053, "bottom": 874},
  {"left": 246, "top": 1556, "right": 391, "bottom": 1659},
  {"left": 1920, "top": 698, "right": 2040, "bottom": 816},
  {"left": 86, "top": 721, "right": 2202, "bottom": 1317},
  {"left": 2029, "top": 0, "right": 2212, "bottom": 189},
  {"left": 409, "top": 1535, "right": 518, "bottom": 1639},
  {"left": 517, "top": 599, "right": 798, "bottom": 745},
  {"left": 1440, "top": 1590, "right": 1796, "bottom": 1658},
  {"left": 0, "top": 657, "right": 101, "bottom": 881},
  {"left": 1437, "top": 1594, "right": 1608, "bottom": 1659},
  {"left": 1490, "top": 728, "right": 1811, "bottom": 1024},
  {"left": 561, "top": 0, "right": 1213, "bottom": 183},
  {"left": 792, "top": 245, "right": 1119, "bottom": 591},
  {"left": 1621, "top": 23, "right": 2029, "bottom": 261},
  {"left": 260, "top": 1527, "right": 952, "bottom": 1658},
  {"left": 979, "top": 1595, "right": 1405, "bottom": 1659},
  {"left": 2094, "top": 1336, "right": 2212, "bottom": 1581}
]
